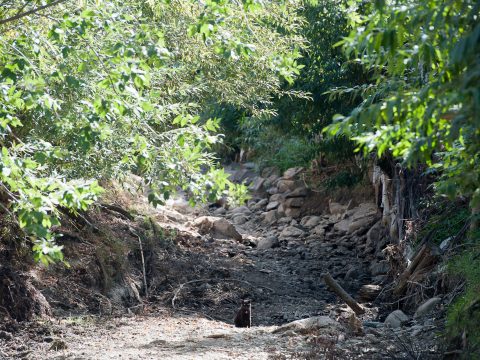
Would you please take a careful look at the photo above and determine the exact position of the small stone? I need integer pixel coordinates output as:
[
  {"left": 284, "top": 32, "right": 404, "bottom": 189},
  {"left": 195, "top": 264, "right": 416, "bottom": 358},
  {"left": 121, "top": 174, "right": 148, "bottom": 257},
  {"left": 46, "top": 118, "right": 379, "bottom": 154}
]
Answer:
[
  {"left": 329, "top": 200, "right": 351, "bottom": 215},
  {"left": 249, "top": 177, "right": 265, "bottom": 192},
  {"left": 414, "top": 297, "right": 442, "bottom": 319},
  {"left": 252, "top": 198, "right": 268, "bottom": 210},
  {"left": 257, "top": 236, "right": 279, "bottom": 250},
  {"left": 311, "top": 225, "right": 325, "bottom": 236},
  {"left": 278, "top": 216, "right": 292, "bottom": 224},
  {"left": 284, "top": 197, "right": 304, "bottom": 208},
  {"left": 285, "top": 207, "right": 301, "bottom": 218},
  {"left": 230, "top": 206, "right": 252, "bottom": 215},
  {"left": 232, "top": 214, "right": 248, "bottom": 225},
  {"left": 301, "top": 216, "right": 322, "bottom": 228},
  {"left": 277, "top": 203, "right": 286, "bottom": 217},
  {"left": 266, "top": 201, "right": 280, "bottom": 211},
  {"left": 286, "top": 187, "right": 308, "bottom": 198},
  {"left": 230, "top": 168, "right": 250, "bottom": 183},
  {"left": 269, "top": 193, "right": 284, "bottom": 202},
  {"left": 344, "top": 267, "right": 359, "bottom": 281},
  {"left": 439, "top": 237, "right": 452, "bottom": 252},
  {"left": 213, "top": 207, "right": 227, "bottom": 216},
  {"left": 264, "top": 174, "right": 280, "bottom": 187},
  {"left": 266, "top": 187, "right": 278, "bottom": 195},
  {"left": 384, "top": 310, "right": 409, "bottom": 328}
]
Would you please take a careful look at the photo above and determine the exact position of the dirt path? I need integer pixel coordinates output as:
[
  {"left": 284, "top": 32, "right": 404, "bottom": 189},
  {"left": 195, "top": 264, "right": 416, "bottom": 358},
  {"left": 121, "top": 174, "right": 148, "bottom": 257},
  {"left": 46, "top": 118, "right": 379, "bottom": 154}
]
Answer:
[{"left": 18, "top": 314, "right": 314, "bottom": 360}]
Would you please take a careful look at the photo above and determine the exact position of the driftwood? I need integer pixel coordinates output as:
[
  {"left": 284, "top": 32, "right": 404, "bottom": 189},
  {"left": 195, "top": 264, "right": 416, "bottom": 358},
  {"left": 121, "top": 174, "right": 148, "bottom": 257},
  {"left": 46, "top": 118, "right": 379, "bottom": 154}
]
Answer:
[
  {"left": 129, "top": 228, "right": 148, "bottom": 300},
  {"left": 393, "top": 243, "right": 440, "bottom": 296},
  {"left": 322, "top": 273, "right": 365, "bottom": 315}
]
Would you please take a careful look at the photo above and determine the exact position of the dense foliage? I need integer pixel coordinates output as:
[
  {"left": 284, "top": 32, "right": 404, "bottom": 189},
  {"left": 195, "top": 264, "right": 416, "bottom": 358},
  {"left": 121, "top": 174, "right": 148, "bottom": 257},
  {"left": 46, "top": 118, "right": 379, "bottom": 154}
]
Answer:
[
  {"left": 229, "top": 0, "right": 366, "bottom": 174},
  {"left": 327, "top": 0, "right": 480, "bottom": 210},
  {"left": 326, "top": 1, "right": 480, "bottom": 353},
  {"left": 1, "top": 0, "right": 479, "bottom": 354},
  {"left": 0, "top": 0, "right": 304, "bottom": 263}
]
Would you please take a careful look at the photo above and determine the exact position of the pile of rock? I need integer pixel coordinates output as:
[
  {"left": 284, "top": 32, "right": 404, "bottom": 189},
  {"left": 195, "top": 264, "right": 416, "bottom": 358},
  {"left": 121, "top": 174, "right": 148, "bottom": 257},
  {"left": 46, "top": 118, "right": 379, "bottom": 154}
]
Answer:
[
  {"left": 206, "top": 165, "right": 395, "bottom": 285},
  {"left": 249, "top": 167, "right": 309, "bottom": 223}
]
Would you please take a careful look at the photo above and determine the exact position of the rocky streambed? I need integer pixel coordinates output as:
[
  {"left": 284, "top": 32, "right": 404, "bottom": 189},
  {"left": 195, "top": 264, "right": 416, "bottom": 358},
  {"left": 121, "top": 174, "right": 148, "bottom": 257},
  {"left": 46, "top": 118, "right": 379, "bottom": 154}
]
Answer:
[{"left": 0, "top": 165, "right": 446, "bottom": 359}]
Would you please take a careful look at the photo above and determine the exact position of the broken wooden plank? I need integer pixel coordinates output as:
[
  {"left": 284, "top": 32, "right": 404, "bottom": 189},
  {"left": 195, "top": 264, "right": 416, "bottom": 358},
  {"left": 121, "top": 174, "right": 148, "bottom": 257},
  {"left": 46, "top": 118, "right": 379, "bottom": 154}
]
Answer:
[{"left": 322, "top": 272, "right": 365, "bottom": 315}]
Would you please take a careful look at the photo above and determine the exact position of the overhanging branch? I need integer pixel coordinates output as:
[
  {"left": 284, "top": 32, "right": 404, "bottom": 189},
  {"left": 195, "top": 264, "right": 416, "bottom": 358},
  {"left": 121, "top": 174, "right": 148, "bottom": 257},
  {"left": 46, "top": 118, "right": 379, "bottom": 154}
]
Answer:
[{"left": 0, "top": 0, "right": 69, "bottom": 26}]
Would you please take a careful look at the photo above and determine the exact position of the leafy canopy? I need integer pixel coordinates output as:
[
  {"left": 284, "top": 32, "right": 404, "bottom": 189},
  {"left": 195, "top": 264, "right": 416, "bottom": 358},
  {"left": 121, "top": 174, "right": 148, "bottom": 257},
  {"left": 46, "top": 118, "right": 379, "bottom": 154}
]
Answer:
[
  {"left": 0, "top": 0, "right": 305, "bottom": 264},
  {"left": 327, "top": 0, "right": 480, "bottom": 208}
]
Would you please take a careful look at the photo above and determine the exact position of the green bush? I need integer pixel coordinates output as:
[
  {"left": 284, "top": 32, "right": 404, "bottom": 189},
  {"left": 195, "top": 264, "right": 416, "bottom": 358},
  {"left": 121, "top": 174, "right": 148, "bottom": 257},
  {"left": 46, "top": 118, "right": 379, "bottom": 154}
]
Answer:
[
  {"left": 254, "top": 134, "right": 318, "bottom": 172},
  {"left": 418, "top": 200, "right": 470, "bottom": 246},
  {"left": 323, "top": 169, "right": 364, "bottom": 189},
  {"left": 446, "top": 231, "right": 480, "bottom": 358}
]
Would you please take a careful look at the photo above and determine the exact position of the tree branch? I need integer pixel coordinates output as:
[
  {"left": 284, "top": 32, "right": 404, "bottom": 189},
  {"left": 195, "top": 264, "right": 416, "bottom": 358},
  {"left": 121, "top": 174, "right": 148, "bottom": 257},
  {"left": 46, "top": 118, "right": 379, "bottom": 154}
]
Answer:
[{"left": 0, "top": 0, "right": 69, "bottom": 26}]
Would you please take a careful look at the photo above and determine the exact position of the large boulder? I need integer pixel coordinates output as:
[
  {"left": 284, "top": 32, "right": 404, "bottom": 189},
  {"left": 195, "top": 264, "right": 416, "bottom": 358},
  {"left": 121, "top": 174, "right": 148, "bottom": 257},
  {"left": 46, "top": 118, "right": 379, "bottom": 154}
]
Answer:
[
  {"left": 334, "top": 203, "right": 379, "bottom": 234},
  {"left": 192, "top": 216, "right": 242, "bottom": 241},
  {"left": 277, "top": 179, "right": 297, "bottom": 193},
  {"left": 261, "top": 210, "right": 279, "bottom": 224},
  {"left": 329, "top": 199, "right": 351, "bottom": 217},
  {"left": 279, "top": 226, "right": 305, "bottom": 239},
  {"left": 249, "top": 177, "right": 265, "bottom": 192},
  {"left": 282, "top": 167, "right": 304, "bottom": 180}
]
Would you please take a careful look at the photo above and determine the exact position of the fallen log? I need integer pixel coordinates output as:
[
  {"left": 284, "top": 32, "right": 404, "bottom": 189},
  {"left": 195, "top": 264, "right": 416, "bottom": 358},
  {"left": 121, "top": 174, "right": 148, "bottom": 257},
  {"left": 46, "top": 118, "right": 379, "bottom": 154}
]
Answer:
[
  {"left": 393, "top": 242, "right": 440, "bottom": 296},
  {"left": 322, "top": 273, "right": 365, "bottom": 315}
]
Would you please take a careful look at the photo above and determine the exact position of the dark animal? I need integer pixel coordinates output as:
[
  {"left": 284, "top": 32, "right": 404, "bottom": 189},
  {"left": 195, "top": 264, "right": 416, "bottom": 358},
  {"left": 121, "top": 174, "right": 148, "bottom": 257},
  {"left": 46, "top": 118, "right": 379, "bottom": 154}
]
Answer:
[{"left": 234, "top": 299, "right": 251, "bottom": 328}]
